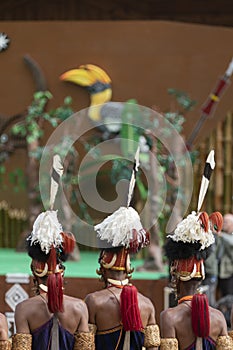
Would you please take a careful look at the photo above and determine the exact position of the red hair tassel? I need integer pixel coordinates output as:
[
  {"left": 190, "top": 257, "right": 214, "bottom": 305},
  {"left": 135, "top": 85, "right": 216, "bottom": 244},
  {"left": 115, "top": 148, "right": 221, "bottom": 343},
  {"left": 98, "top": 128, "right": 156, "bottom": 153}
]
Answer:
[
  {"left": 61, "top": 232, "right": 76, "bottom": 254},
  {"left": 47, "top": 273, "right": 64, "bottom": 313},
  {"left": 48, "top": 246, "right": 57, "bottom": 272},
  {"left": 191, "top": 293, "right": 210, "bottom": 338},
  {"left": 209, "top": 212, "right": 223, "bottom": 233},
  {"left": 129, "top": 229, "right": 139, "bottom": 253},
  {"left": 120, "top": 285, "right": 143, "bottom": 331},
  {"left": 199, "top": 212, "right": 209, "bottom": 232}
]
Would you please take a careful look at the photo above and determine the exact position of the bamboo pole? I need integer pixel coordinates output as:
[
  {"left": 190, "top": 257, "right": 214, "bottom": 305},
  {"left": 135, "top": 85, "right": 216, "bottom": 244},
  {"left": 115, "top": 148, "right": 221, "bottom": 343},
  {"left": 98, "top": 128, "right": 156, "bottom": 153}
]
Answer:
[
  {"left": 214, "top": 122, "right": 224, "bottom": 212},
  {"left": 3, "top": 208, "right": 9, "bottom": 248},
  {"left": 224, "top": 112, "right": 232, "bottom": 213},
  {"left": 195, "top": 142, "right": 206, "bottom": 211},
  {"left": 0, "top": 202, "right": 28, "bottom": 248},
  {"left": 0, "top": 208, "right": 3, "bottom": 247},
  {"left": 207, "top": 131, "right": 216, "bottom": 213},
  {"left": 9, "top": 209, "right": 19, "bottom": 248},
  {"left": 0, "top": 201, "right": 8, "bottom": 247}
]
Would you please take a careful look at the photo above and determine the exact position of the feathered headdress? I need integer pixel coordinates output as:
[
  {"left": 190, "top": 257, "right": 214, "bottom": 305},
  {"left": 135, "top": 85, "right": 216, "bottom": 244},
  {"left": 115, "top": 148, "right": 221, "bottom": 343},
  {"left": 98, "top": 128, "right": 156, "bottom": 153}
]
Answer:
[
  {"left": 165, "top": 150, "right": 223, "bottom": 281},
  {"left": 95, "top": 147, "right": 146, "bottom": 336},
  {"left": 95, "top": 146, "right": 149, "bottom": 256},
  {"left": 27, "top": 155, "right": 75, "bottom": 313}
]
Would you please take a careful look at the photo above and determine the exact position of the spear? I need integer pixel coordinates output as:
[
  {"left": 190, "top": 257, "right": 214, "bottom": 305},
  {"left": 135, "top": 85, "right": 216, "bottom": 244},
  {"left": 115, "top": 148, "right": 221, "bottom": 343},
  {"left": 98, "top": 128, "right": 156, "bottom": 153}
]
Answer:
[{"left": 187, "top": 58, "right": 233, "bottom": 148}]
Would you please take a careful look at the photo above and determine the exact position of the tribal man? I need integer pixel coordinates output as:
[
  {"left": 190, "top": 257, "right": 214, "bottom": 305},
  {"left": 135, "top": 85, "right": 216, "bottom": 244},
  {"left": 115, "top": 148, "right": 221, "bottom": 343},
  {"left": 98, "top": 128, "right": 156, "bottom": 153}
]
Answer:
[
  {"left": 85, "top": 206, "right": 161, "bottom": 350},
  {"left": 160, "top": 210, "right": 233, "bottom": 350},
  {"left": 12, "top": 211, "right": 94, "bottom": 350}
]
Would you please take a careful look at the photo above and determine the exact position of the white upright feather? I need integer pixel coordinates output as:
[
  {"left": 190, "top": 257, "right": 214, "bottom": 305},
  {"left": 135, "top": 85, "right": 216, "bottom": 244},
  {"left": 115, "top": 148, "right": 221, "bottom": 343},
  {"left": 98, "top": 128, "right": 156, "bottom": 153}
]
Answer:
[
  {"left": 50, "top": 154, "right": 64, "bottom": 210},
  {"left": 127, "top": 146, "right": 140, "bottom": 208},
  {"left": 197, "top": 150, "right": 215, "bottom": 212}
]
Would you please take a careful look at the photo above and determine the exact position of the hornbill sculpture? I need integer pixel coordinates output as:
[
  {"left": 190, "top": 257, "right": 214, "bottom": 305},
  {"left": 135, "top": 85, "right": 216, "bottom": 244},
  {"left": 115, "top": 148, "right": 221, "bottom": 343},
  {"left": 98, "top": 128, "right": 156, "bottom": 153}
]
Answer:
[{"left": 60, "top": 64, "right": 123, "bottom": 136}]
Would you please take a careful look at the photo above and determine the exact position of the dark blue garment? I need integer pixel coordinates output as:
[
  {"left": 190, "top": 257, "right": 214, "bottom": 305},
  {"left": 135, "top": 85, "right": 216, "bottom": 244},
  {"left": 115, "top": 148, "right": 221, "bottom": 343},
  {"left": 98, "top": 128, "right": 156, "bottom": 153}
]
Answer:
[
  {"left": 185, "top": 337, "right": 216, "bottom": 350},
  {"left": 31, "top": 317, "right": 75, "bottom": 350},
  {"left": 95, "top": 326, "right": 144, "bottom": 350}
]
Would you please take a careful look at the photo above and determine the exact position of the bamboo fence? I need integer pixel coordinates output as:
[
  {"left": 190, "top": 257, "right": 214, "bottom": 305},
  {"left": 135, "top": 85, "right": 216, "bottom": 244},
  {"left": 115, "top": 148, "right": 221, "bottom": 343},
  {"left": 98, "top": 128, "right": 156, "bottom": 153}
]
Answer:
[
  {"left": 0, "top": 201, "right": 28, "bottom": 248},
  {"left": 194, "top": 112, "right": 233, "bottom": 214}
]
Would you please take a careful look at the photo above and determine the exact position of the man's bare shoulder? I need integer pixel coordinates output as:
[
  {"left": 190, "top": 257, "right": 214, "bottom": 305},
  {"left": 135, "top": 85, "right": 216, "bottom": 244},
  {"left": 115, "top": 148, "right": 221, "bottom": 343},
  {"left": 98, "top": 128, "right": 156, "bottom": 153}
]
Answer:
[
  {"left": 209, "top": 306, "right": 228, "bottom": 324},
  {"left": 160, "top": 307, "right": 174, "bottom": 319},
  {"left": 160, "top": 306, "right": 183, "bottom": 325},
  {"left": 64, "top": 295, "right": 87, "bottom": 311},
  {"left": 138, "top": 292, "right": 154, "bottom": 309},
  {"left": 160, "top": 307, "right": 178, "bottom": 330},
  {"left": 15, "top": 296, "right": 38, "bottom": 312},
  {"left": 0, "top": 313, "right": 8, "bottom": 340},
  {"left": 85, "top": 290, "right": 105, "bottom": 306},
  {"left": 0, "top": 313, "right": 7, "bottom": 323},
  {"left": 64, "top": 295, "right": 84, "bottom": 303},
  {"left": 0, "top": 313, "right": 7, "bottom": 328}
]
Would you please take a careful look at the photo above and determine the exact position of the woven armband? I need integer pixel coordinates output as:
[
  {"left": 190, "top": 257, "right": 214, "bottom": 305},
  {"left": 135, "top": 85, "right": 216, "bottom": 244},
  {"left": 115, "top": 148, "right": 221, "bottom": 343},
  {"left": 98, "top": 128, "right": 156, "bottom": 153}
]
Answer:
[
  {"left": 12, "top": 333, "right": 32, "bottom": 350},
  {"left": 88, "top": 324, "right": 97, "bottom": 335},
  {"left": 160, "top": 338, "right": 178, "bottom": 350},
  {"left": 144, "top": 324, "right": 160, "bottom": 347},
  {"left": 0, "top": 340, "right": 11, "bottom": 350},
  {"left": 74, "top": 331, "right": 95, "bottom": 350},
  {"left": 216, "top": 335, "right": 233, "bottom": 350},
  {"left": 228, "top": 330, "right": 233, "bottom": 341}
]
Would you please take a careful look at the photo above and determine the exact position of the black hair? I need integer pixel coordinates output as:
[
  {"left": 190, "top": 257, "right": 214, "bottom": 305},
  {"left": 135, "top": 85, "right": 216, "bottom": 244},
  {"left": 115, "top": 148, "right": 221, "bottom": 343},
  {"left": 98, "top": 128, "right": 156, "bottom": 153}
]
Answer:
[{"left": 164, "top": 238, "right": 213, "bottom": 262}]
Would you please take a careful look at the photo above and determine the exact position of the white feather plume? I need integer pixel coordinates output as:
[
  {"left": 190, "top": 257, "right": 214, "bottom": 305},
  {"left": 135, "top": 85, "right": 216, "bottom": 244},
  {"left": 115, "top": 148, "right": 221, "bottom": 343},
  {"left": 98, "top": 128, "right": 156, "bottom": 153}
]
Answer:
[
  {"left": 95, "top": 206, "right": 145, "bottom": 247},
  {"left": 29, "top": 210, "right": 63, "bottom": 254},
  {"left": 167, "top": 211, "right": 215, "bottom": 250}
]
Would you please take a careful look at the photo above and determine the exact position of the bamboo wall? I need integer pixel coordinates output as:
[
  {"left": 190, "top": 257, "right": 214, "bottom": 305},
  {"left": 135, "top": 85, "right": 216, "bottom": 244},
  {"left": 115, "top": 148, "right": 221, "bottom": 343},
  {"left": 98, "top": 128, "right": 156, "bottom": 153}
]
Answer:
[
  {"left": 193, "top": 112, "right": 233, "bottom": 214},
  {"left": 0, "top": 201, "right": 28, "bottom": 248}
]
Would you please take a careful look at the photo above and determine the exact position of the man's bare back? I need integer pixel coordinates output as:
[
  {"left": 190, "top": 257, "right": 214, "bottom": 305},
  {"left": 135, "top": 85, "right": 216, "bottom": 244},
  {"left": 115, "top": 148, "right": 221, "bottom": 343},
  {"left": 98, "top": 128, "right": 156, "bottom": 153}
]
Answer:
[
  {"left": 86, "top": 287, "right": 156, "bottom": 332},
  {"left": 160, "top": 302, "right": 228, "bottom": 350},
  {"left": 15, "top": 293, "right": 89, "bottom": 334}
]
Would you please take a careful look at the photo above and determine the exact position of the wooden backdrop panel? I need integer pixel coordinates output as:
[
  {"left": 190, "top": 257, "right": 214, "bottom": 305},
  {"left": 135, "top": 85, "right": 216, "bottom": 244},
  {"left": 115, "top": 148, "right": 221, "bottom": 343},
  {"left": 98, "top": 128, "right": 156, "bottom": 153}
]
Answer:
[
  {"left": 0, "top": 20, "right": 233, "bottom": 143},
  {"left": 0, "top": 20, "right": 233, "bottom": 210}
]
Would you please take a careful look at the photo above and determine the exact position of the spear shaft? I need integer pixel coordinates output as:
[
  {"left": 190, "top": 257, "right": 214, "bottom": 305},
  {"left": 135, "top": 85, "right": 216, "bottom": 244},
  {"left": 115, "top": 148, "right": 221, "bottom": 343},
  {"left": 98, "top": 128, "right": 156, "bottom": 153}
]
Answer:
[{"left": 187, "top": 58, "right": 233, "bottom": 148}]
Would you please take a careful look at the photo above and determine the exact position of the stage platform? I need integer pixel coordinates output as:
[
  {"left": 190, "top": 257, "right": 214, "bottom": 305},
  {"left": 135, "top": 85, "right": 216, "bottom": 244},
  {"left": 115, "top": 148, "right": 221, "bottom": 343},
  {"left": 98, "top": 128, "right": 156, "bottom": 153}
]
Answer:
[{"left": 0, "top": 249, "right": 169, "bottom": 331}]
